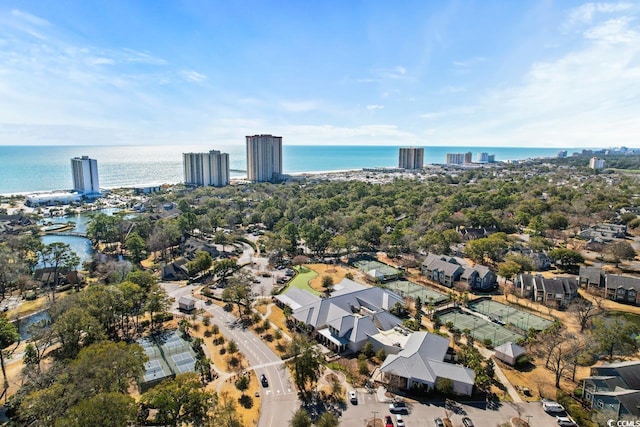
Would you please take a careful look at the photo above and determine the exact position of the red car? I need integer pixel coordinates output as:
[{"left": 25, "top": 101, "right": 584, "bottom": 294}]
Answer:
[{"left": 385, "top": 415, "right": 394, "bottom": 427}]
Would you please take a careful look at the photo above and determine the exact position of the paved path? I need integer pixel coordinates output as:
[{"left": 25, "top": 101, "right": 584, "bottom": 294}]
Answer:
[{"left": 162, "top": 282, "right": 299, "bottom": 427}]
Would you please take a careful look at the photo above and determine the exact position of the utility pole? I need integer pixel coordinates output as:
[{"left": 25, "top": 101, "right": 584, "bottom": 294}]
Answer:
[{"left": 371, "top": 410, "right": 378, "bottom": 427}]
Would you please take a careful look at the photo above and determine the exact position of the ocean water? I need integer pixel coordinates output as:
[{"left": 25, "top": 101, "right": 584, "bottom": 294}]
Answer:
[{"left": 0, "top": 145, "right": 570, "bottom": 194}]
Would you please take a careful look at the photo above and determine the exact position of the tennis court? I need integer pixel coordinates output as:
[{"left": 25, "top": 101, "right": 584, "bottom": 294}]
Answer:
[
  {"left": 439, "top": 309, "right": 523, "bottom": 347},
  {"left": 352, "top": 259, "right": 400, "bottom": 279},
  {"left": 171, "top": 352, "right": 196, "bottom": 373},
  {"left": 468, "top": 299, "right": 553, "bottom": 331},
  {"left": 384, "top": 280, "right": 448, "bottom": 304}
]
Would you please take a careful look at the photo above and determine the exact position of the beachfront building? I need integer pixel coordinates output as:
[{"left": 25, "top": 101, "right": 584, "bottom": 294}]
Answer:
[
  {"left": 398, "top": 147, "right": 424, "bottom": 169},
  {"left": 71, "top": 155, "right": 100, "bottom": 196},
  {"left": 446, "top": 152, "right": 472, "bottom": 165},
  {"left": 246, "top": 134, "right": 282, "bottom": 182},
  {"left": 183, "top": 150, "right": 230, "bottom": 187},
  {"left": 590, "top": 157, "right": 606, "bottom": 170},
  {"left": 25, "top": 191, "right": 83, "bottom": 207}
]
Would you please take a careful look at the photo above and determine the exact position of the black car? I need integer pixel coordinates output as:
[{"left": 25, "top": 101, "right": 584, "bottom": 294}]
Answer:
[
  {"left": 260, "top": 374, "right": 269, "bottom": 387},
  {"left": 462, "top": 417, "right": 475, "bottom": 427}
]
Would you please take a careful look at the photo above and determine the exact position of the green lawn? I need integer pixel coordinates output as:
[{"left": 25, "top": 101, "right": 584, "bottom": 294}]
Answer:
[{"left": 284, "top": 266, "right": 321, "bottom": 296}]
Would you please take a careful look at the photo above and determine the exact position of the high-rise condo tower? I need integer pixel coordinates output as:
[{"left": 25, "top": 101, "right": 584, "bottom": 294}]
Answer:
[
  {"left": 71, "top": 155, "right": 100, "bottom": 195},
  {"left": 246, "top": 134, "right": 283, "bottom": 182},
  {"left": 183, "top": 150, "right": 230, "bottom": 187}
]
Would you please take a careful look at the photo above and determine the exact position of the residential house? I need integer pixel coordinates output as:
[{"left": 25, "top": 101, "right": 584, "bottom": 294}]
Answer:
[
  {"left": 578, "top": 223, "right": 627, "bottom": 243},
  {"left": 509, "top": 247, "right": 551, "bottom": 271},
  {"left": 421, "top": 254, "right": 464, "bottom": 287},
  {"left": 579, "top": 267, "right": 640, "bottom": 306},
  {"left": 380, "top": 332, "right": 476, "bottom": 396},
  {"left": 460, "top": 264, "right": 497, "bottom": 291},
  {"left": 514, "top": 274, "right": 579, "bottom": 307},
  {"left": 582, "top": 361, "right": 640, "bottom": 418},
  {"left": 181, "top": 237, "right": 219, "bottom": 260}
]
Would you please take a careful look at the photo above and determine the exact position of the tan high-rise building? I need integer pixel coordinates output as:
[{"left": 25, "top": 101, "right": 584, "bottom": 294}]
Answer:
[
  {"left": 398, "top": 147, "right": 424, "bottom": 169},
  {"left": 246, "top": 134, "right": 282, "bottom": 182},
  {"left": 183, "top": 150, "right": 229, "bottom": 187}
]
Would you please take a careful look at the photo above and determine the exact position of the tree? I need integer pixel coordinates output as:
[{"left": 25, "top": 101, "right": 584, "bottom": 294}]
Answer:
[
  {"left": 141, "top": 373, "right": 214, "bottom": 427},
  {"left": 606, "top": 241, "right": 636, "bottom": 266},
  {"left": 435, "top": 377, "right": 454, "bottom": 395},
  {"left": 52, "top": 307, "right": 105, "bottom": 359},
  {"left": 414, "top": 296, "right": 422, "bottom": 326},
  {"left": 37, "top": 242, "right": 80, "bottom": 303},
  {"left": 213, "top": 258, "right": 241, "bottom": 286},
  {"left": 56, "top": 392, "right": 137, "bottom": 427},
  {"left": 0, "top": 245, "right": 27, "bottom": 301},
  {"left": 125, "top": 232, "right": 147, "bottom": 264},
  {"left": 0, "top": 315, "right": 19, "bottom": 401},
  {"left": 592, "top": 317, "right": 639, "bottom": 359},
  {"left": 315, "top": 411, "right": 340, "bottom": 427},
  {"left": 548, "top": 248, "right": 584, "bottom": 271},
  {"left": 290, "top": 408, "right": 312, "bottom": 427},
  {"left": 322, "top": 275, "right": 334, "bottom": 296},
  {"left": 569, "top": 298, "right": 602, "bottom": 332},
  {"left": 288, "top": 334, "right": 323, "bottom": 395},
  {"left": 235, "top": 375, "right": 249, "bottom": 395},
  {"left": 546, "top": 213, "right": 568, "bottom": 230}
]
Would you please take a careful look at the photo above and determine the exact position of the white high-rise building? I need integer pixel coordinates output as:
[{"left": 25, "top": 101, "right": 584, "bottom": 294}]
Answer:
[
  {"left": 246, "top": 134, "right": 282, "bottom": 182},
  {"left": 398, "top": 147, "right": 424, "bottom": 169},
  {"left": 71, "top": 155, "right": 100, "bottom": 195},
  {"left": 589, "top": 157, "right": 605, "bottom": 170},
  {"left": 183, "top": 150, "right": 230, "bottom": 187}
]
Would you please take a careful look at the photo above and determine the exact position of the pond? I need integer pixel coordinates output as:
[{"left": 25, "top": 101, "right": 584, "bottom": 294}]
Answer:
[{"left": 14, "top": 310, "right": 51, "bottom": 341}]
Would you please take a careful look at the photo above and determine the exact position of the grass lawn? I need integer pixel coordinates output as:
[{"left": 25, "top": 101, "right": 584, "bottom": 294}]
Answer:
[{"left": 284, "top": 266, "right": 321, "bottom": 295}]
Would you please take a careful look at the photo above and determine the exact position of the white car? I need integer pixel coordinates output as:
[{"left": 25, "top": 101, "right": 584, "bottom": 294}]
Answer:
[
  {"left": 542, "top": 400, "right": 565, "bottom": 413},
  {"left": 556, "top": 416, "right": 576, "bottom": 426},
  {"left": 396, "top": 414, "right": 405, "bottom": 427},
  {"left": 348, "top": 390, "right": 357, "bottom": 404}
]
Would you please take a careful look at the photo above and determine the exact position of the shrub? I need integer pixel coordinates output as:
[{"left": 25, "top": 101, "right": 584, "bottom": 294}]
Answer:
[
  {"left": 238, "top": 394, "right": 253, "bottom": 409},
  {"left": 219, "top": 347, "right": 226, "bottom": 355},
  {"left": 25, "top": 292, "right": 37, "bottom": 301},
  {"left": 557, "top": 390, "right": 596, "bottom": 427},
  {"left": 482, "top": 338, "right": 493, "bottom": 348}
]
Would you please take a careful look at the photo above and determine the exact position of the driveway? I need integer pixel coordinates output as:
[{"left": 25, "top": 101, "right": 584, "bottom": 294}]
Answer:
[
  {"left": 162, "top": 282, "right": 299, "bottom": 427},
  {"left": 341, "top": 390, "right": 562, "bottom": 427}
]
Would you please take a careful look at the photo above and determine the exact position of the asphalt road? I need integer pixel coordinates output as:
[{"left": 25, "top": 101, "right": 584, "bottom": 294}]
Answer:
[{"left": 162, "top": 282, "right": 299, "bottom": 427}]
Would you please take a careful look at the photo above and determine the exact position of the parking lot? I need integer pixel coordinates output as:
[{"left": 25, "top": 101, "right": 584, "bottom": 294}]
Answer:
[{"left": 341, "top": 389, "right": 561, "bottom": 427}]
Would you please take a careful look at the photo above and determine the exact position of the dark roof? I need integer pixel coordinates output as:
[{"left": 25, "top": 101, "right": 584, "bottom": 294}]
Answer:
[
  {"left": 608, "top": 275, "right": 640, "bottom": 292},
  {"left": 615, "top": 390, "right": 640, "bottom": 416},
  {"left": 593, "top": 361, "right": 640, "bottom": 390},
  {"left": 579, "top": 266, "right": 604, "bottom": 285}
]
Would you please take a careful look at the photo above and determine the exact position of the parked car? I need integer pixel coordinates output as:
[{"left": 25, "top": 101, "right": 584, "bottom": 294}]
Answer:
[
  {"left": 395, "top": 414, "right": 405, "bottom": 427},
  {"left": 260, "top": 374, "right": 269, "bottom": 387},
  {"left": 462, "top": 417, "right": 474, "bottom": 427},
  {"left": 348, "top": 390, "right": 357, "bottom": 404},
  {"left": 556, "top": 416, "right": 576, "bottom": 426},
  {"left": 434, "top": 418, "right": 444, "bottom": 427},
  {"left": 385, "top": 415, "right": 394, "bottom": 427},
  {"left": 542, "top": 399, "right": 565, "bottom": 413},
  {"left": 389, "top": 401, "right": 408, "bottom": 413}
]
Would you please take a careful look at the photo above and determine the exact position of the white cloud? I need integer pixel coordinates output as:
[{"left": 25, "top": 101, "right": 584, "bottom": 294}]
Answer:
[
  {"left": 366, "top": 104, "right": 384, "bottom": 110},
  {"left": 563, "top": 2, "right": 633, "bottom": 31},
  {"left": 439, "top": 85, "right": 466, "bottom": 94},
  {"left": 180, "top": 70, "right": 207, "bottom": 83},
  {"left": 11, "top": 9, "right": 50, "bottom": 27},
  {"left": 430, "top": 13, "right": 640, "bottom": 148}
]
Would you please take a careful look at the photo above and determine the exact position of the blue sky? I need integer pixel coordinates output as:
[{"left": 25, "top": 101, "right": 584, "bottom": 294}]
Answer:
[{"left": 0, "top": 1, "right": 639, "bottom": 148}]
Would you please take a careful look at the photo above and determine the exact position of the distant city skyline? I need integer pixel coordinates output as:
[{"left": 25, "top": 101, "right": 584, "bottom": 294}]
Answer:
[{"left": 0, "top": 1, "right": 639, "bottom": 148}]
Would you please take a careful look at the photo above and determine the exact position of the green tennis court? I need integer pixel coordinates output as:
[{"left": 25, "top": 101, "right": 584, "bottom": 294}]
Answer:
[
  {"left": 384, "top": 280, "right": 448, "bottom": 304},
  {"left": 439, "top": 309, "right": 523, "bottom": 347},
  {"left": 352, "top": 259, "right": 400, "bottom": 278},
  {"left": 468, "top": 299, "right": 553, "bottom": 331}
]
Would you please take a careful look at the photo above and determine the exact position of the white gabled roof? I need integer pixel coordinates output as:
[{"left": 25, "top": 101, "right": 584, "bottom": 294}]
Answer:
[{"left": 494, "top": 342, "right": 526, "bottom": 359}]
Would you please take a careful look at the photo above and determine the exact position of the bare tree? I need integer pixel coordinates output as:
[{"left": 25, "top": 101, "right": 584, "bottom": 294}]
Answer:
[{"left": 569, "top": 297, "right": 602, "bottom": 332}]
